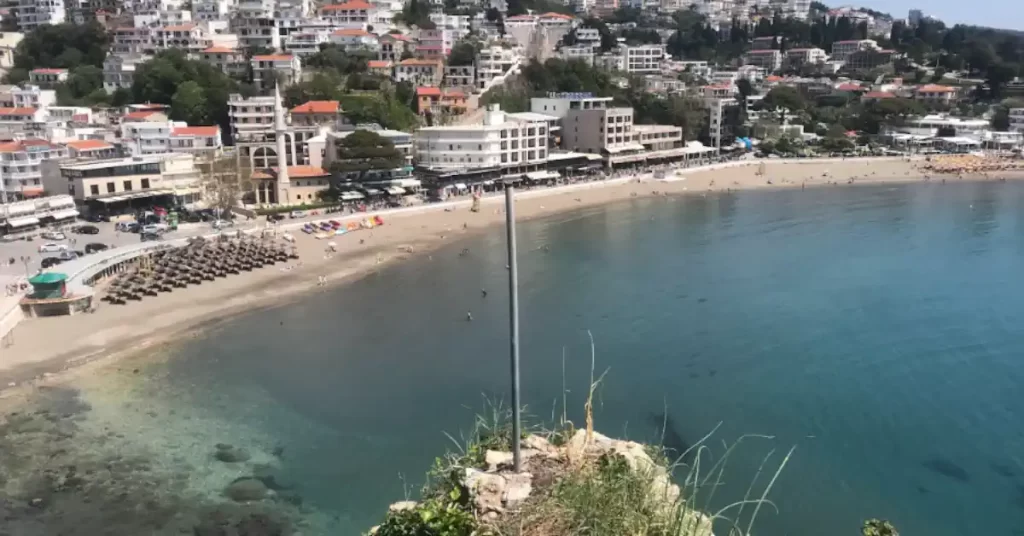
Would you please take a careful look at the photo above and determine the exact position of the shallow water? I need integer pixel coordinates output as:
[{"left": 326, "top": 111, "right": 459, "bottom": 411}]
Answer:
[{"left": 8, "top": 180, "right": 1024, "bottom": 534}]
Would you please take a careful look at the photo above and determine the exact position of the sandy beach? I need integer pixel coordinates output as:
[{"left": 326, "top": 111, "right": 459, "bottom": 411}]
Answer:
[{"left": 0, "top": 157, "right": 1007, "bottom": 387}]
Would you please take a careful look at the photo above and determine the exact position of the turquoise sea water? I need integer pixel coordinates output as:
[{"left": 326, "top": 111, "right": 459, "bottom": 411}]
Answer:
[{"left": 146, "top": 181, "right": 1024, "bottom": 534}]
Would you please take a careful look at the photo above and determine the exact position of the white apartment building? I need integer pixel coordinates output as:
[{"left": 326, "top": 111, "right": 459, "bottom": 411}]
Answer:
[
  {"left": 319, "top": 0, "right": 374, "bottom": 30},
  {"left": 414, "top": 105, "right": 549, "bottom": 171},
  {"left": 1009, "top": 108, "right": 1024, "bottom": 134},
  {"left": 575, "top": 27, "right": 600, "bottom": 45},
  {"left": 169, "top": 125, "right": 223, "bottom": 157},
  {"left": 618, "top": 44, "right": 666, "bottom": 74},
  {"left": 200, "top": 46, "right": 246, "bottom": 77},
  {"left": 784, "top": 47, "right": 827, "bottom": 67},
  {"left": 228, "top": 94, "right": 275, "bottom": 145},
  {"left": 329, "top": 28, "right": 379, "bottom": 51},
  {"left": 103, "top": 54, "right": 148, "bottom": 93},
  {"left": 191, "top": 0, "right": 231, "bottom": 21},
  {"left": 378, "top": 33, "right": 412, "bottom": 61},
  {"left": 28, "top": 68, "right": 68, "bottom": 87},
  {"left": 286, "top": 30, "right": 332, "bottom": 57},
  {"left": 417, "top": 28, "right": 455, "bottom": 59},
  {"left": 121, "top": 120, "right": 174, "bottom": 155},
  {"left": 57, "top": 153, "right": 202, "bottom": 208},
  {"left": 0, "top": 195, "right": 78, "bottom": 231},
  {"left": 0, "top": 139, "right": 68, "bottom": 200},
  {"left": 232, "top": 17, "right": 283, "bottom": 50},
  {"left": 16, "top": 0, "right": 66, "bottom": 31},
  {"left": 743, "top": 49, "right": 782, "bottom": 72},
  {"left": 428, "top": 13, "right": 471, "bottom": 40},
  {"left": 153, "top": 23, "right": 208, "bottom": 53},
  {"left": 251, "top": 54, "right": 302, "bottom": 92},
  {"left": 830, "top": 39, "right": 878, "bottom": 62},
  {"left": 11, "top": 85, "right": 55, "bottom": 109},
  {"left": 475, "top": 46, "right": 520, "bottom": 90},
  {"left": 111, "top": 27, "right": 153, "bottom": 56},
  {"left": 558, "top": 44, "right": 595, "bottom": 65},
  {"left": 395, "top": 58, "right": 444, "bottom": 85}
]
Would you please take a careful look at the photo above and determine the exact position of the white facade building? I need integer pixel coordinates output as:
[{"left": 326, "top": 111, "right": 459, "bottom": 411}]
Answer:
[
  {"left": 1009, "top": 108, "right": 1024, "bottom": 134},
  {"left": 414, "top": 105, "right": 549, "bottom": 171},
  {"left": 251, "top": 54, "right": 302, "bottom": 92},
  {"left": 16, "top": 0, "right": 66, "bottom": 31},
  {"left": 103, "top": 55, "right": 148, "bottom": 94}
]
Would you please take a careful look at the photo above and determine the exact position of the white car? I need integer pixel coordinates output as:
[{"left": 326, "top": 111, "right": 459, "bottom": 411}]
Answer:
[
  {"left": 141, "top": 224, "right": 168, "bottom": 235},
  {"left": 212, "top": 219, "right": 233, "bottom": 229},
  {"left": 40, "top": 231, "right": 66, "bottom": 240},
  {"left": 38, "top": 242, "right": 68, "bottom": 253}
]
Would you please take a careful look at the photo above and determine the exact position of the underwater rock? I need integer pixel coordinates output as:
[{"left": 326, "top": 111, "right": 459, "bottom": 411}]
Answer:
[
  {"left": 215, "top": 447, "right": 251, "bottom": 463},
  {"left": 224, "top": 478, "right": 267, "bottom": 502},
  {"left": 235, "top": 512, "right": 286, "bottom": 536},
  {"left": 922, "top": 458, "right": 970, "bottom": 483}
]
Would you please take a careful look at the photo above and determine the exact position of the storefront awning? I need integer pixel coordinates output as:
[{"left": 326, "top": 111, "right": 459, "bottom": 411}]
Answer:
[
  {"left": 385, "top": 186, "right": 406, "bottom": 195},
  {"left": 6, "top": 216, "right": 40, "bottom": 228},
  {"left": 340, "top": 191, "right": 365, "bottom": 200},
  {"left": 454, "top": 183, "right": 468, "bottom": 190},
  {"left": 390, "top": 178, "right": 421, "bottom": 188},
  {"left": 48, "top": 208, "right": 80, "bottom": 220},
  {"left": 525, "top": 171, "right": 560, "bottom": 181},
  {"left": 364, "top": 188, "right": 383, "bottom": 196}
]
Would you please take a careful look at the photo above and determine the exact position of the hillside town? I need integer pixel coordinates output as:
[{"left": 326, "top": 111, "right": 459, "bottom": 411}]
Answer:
[{"left": 0, "top": 0, "right": 1022, "bottom": 232}]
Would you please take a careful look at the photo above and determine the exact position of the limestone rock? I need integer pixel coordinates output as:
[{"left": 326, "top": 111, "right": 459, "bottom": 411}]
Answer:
[
  {"left": 388, "top": 500, "right": 418, "bottom": 513},
  {"left": 502, "top": 472, "right": 533, "bottom": 506},
  {"left": 224, "top": 478, "right": 268, "bottom": 502},
  {"left": 464, "top": 468, "right": 506, "bottom": 513},
  {"left": 485, "top": 450, "right": 513, "bottom": 472},
  {"left": 522, "top": 434, "right": 555, "bottom": 454}
]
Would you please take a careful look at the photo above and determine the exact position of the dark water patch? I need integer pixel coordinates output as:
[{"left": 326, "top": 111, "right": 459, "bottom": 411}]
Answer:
[
  {"left": 916, "top": 485, "right": 929, "bottom": 495},
  {"left": 922, "top": 458, "right": 971, "bottom": 483},
  {"left": 991, "top": 462, "right": 1016, "bottom": 478},
  {"left": 648, "top": 412, "right": 692, "bottom": 460},
  {"left": 688, "top": 372, "right": 700, "bottom": 379},
  {"left": 697, "top": 298, "right": 708, "bottom": 303},
  {"left": 708, "top": 369, "right": 718, "bottom": 377}
]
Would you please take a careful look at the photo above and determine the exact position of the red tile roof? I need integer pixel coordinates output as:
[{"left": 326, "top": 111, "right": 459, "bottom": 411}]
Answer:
[
  {"left": 0, "top": 107, "right": 37, "bottom": 116},
  {"left": 332, "top": 28, "right": 372, "bottom": 37},
  {"left": 917, "top": 84, "right": 956, "bottom": 93},
  {"left": 291, "top": 100, "right": 340, "bottom": 114},
  {"left": 862, "top": 91, "right": 895, "bottom": 99},
  {"left": 539, "top": 12, "right": 573, "bottom": 19},
  {"left": 836, "top": 83, "right": 862, "bottom": 91},
  {"left": 251, "top": 166, "right": 330, "bottom": 179},
  {"left": 399, "top": 58, "right": 441, "bottom": 67},
  {"left": 321, "top": 0, "right": 371, "bottom": 9},
  {"left": 368, "top": 60, "right": 392, "bottom": 68},
  {"left": 65, "top": 139, "right": 113, "bottom": 150},
  {"left": 124, "top": 110, "right": 159, "bottom": 120},
  {"left": 417, "top": 86, "right": 442, "bottom": 97},
  {"left": 203, "top": 46, "right": 237, "bottom": 54},
  {"left": 0, "top": 139, "right": 55, "bottom": 152},
  {"left": 171, "top": 126, "right": 220, "bottom": 137}
]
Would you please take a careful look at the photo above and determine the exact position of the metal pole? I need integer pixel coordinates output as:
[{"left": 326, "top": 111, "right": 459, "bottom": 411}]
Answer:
[{"left": 504, "top": 183, "right": 522, "bottom": 472}]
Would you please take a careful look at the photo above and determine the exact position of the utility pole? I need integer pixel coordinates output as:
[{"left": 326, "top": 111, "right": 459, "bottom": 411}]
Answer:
[{"left": 504, "top": 182, "right": 522, "bottom": 472}]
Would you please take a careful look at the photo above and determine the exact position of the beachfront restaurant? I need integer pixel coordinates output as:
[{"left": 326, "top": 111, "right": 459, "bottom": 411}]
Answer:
[{"left": 60, "top": 154, "right": 203, "bottom": 218}]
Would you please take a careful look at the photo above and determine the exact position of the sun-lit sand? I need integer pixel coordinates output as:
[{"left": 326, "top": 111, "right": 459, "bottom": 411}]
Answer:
[{"left": 1, "top": 156, "right": 1011, "bottom": 386}]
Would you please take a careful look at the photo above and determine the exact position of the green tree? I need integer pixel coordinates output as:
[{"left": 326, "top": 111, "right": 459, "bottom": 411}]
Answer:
[
  {"left": 9, "top": 22, "right": 109, "bottom": 76},
  {"left": 821, "top": 123, "right": 854, "bottom": 152},
  {"left": 171, "top": 81, "right": 210, "bottom": 125},
  {"left": 448, "top": 40, "right": 479, "bottom": 67},
  {"left": 329, "top": 130, "right": 406, "bottom": 182},
  {"left": 761, "top": 86, "right": 806, "bottom": 124},
  {"left": 862, "top": 519, "right": 899, "bottom": 536},
  {"left": 132, "top": 50, "right": 238, "bottom": 139}
]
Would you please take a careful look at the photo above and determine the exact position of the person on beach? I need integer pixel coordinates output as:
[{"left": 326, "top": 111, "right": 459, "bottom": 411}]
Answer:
[
  {"left": 481, "top": 289, "right": 487, "bottom": 298},
  {"left": 466, "top": 311, "right": 473, "bottom": 321}
]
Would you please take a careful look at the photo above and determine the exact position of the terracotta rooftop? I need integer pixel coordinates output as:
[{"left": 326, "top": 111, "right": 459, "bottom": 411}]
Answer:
[
  {"left": 368, "top": 60, "right": 392, "bottom": 68},
  {"left": 251, "top": 166, "right": 329, "bottom": 179},
  {"left": 203, "top": 46, "right": 237, "bottom": 54},
  {"left": 124, "top": 110, "right": 159, "bottom": 120},
  {"left": 321, "top": 0, "right": 372, "bottom": 9},
  {"left": 916, "top": 84, "right": 956, "bottom": 93},
  {"left": 0, "top": 107, "right": 38, "bottom": 116},
  {"left": 332, "top": 28, "right": 372, "bottom": 37},
  {"left": 65, "top": 139, "right": 113, "bottom": 151},
  {"left": 862, "top": 91, "right": 896, "bottom": 99},
  {"left": 291, "top": 100, "right": 340, "bottom": 114},
  {"left": 416, "top": 86, "right": 442, "bottom": 97},
  {"left": 171, "top": 126, "right": 220, "bottom": 137}
]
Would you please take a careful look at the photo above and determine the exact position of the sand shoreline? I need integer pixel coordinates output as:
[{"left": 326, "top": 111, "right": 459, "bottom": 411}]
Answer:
[{"left": 1, "top": 157, "right": 1017, "bottom": 391}]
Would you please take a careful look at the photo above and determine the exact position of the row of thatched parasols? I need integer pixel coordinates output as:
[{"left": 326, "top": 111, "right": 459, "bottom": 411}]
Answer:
[{"left": 102, "top": 236, "right": 299, "bottom": 304}]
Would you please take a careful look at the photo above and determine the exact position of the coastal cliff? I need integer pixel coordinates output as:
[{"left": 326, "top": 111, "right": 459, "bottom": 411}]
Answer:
[{"left": 368, "top": 426, "right": 719, "bottom": 536}]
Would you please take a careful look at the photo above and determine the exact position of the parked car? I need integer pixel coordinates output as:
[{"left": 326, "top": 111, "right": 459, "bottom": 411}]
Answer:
[
  {"left": 85, "top": 243, "right": 109, "bottom": 254},
  {"left": 267, "top": 213, "right": 286, "bottom": 222},
  {"left": 40, "top": 257, "right": 63, "bottom": 268},
  {"left": 289, "top": 210, "right": 307, "bottom": 219},
  {"left": 211, "top": 219, "right": 233, "bottom": 229},
  {"left": 87, "top": 213, "right": 110, "bottom": 223},
  {"left": 140, "top": 232, "right": 162, "bottom": 242},
  {"left": 141, "top": 223, "right": 168, "bottom": 235},
  {"left": 59, "top": 250, "right": 79, "bottom": 261},
  {"left": 38, "top": 242, "right": 67, "bottom": 253},
  {"left": 41, "top": 231, "right": 66, "bottom": 240},
  {"left": 74, "top": 225, "right": 100, "bottom": 235}
]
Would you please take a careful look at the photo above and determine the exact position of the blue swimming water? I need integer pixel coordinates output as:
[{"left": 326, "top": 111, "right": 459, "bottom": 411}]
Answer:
[{"left": 161, "top": 181, "right": 1024, "bottom": 535}]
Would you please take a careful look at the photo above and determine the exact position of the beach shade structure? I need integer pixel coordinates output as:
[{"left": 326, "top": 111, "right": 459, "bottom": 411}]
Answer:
[{"left": 28, "top": 273, "right": 69, "bottom": 299}]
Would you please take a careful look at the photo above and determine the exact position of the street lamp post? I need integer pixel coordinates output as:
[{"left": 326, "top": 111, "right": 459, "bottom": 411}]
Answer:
[{"left": 504, "top": 182, "right": 522, "bottom": 472}]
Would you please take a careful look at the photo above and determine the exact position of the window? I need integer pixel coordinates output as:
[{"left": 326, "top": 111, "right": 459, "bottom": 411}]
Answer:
[
  {"left": 106, "top": 182, "right": 115, "bottom": 193},
  {"left": 123, "top": 180, "right": 132, "bottom": 191},
  {"left": 90, "top": 184, "right": 99, "bottom": 195},
  {"left": 141, "top": 178, "right": 150, "bottom": 189}
]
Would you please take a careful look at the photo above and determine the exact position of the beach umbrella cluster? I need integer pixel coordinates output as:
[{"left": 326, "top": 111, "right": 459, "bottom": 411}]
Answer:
[
  {"left": 102, "top": 236, "right": 298, "bottom": 304},
  {"left": 922, "top": 155, "right": 1024, "bottom": 175}
]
